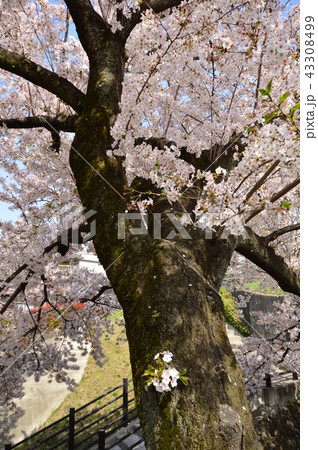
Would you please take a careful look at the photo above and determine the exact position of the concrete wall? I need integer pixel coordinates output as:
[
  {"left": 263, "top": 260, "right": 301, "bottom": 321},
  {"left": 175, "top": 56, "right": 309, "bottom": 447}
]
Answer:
[
  {"left": 248, "top": 380, "right": 300, "bottom": 450},
  {"left": 77, "top": 252, "right": 105, "bottom": 273},
  {"left": 233, "top": 290, "right": 284, "bottom": 338},
  {"left": 248, "top": 379, "right": 299, "bottom": 412}
]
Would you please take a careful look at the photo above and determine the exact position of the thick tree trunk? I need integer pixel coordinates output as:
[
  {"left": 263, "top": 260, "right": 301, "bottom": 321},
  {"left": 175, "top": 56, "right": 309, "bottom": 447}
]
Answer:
[
  {"left": 109, "top": 232, "right": 260, "bottom": 449},
  {"left": 68, "top": 38, "right": 261, "bottom": 448}
]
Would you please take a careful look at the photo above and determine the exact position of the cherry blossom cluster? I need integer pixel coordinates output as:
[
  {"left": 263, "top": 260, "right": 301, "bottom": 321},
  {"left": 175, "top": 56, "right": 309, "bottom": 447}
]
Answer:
[
  {"left": 143, "top": 351, "right": 189, "bottom": 393},
  {"left": 109, "top": 0, "right": 299, "bottom": 235}
]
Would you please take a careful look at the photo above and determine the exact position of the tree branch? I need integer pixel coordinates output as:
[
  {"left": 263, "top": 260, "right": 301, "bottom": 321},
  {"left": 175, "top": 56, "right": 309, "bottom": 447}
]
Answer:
[
  {"left": 43, "top": 222, "right": 90, "bottom": 256},
  {"left": 0, "top": 114, "right": 78, "bottom": 132},
  {"left": 80, "top": 285, "right": 113, "bottom": 304},
  {"left": 0, "top": 46, "right": 85, "bottom": 114},
  {"left": 0, "top": 264, "right": 28, "bottom": 294},
  {"left": 262, "top": 223, "right": 300, "bottom": 245},
  {"left": 144, "top": 0, "right": 184, "bottom": 11},
  {"left": 50, "top": 130, "right": 61, "bottom": 153},
  {"left": 120, "top": 0, "right": 183, "bottom": 41},
  {"left": 233, "top": 159, "right": 273, "bottom": 195},
  {"left": 244, "top": 177, "right": 300, "bottom": 223},
  {"left": 135, "top": 132, "right": 246, "bottom": 174},
  {"left": 0, "top": 281, "right": 28, "bottom": 315},
  {"left": 0, "top": 223, "right": 91, "bottom": 313},
  {"left": 235, "top": 227, "right": 300, "bottom": 296},
  {"left": 244, "top": 160, "right": 280, "bottom": 203},
  {"left": 64, "top": 0, "right": 111, "bottom": 60}
]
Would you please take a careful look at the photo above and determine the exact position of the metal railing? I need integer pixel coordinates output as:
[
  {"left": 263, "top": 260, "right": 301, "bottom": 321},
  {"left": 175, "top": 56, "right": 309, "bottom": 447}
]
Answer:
[
  {"left": 4, "top": 370, "right": 298, "bottom": 449},
  {"left": 4, "top": 378, "right": 138, "bottom": 450}
]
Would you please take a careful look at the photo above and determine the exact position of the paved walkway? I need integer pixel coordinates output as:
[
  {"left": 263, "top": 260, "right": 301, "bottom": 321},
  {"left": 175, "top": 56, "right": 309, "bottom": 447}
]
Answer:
[{"left": 0, "top": 341, "right": 90, "bottom": 447}]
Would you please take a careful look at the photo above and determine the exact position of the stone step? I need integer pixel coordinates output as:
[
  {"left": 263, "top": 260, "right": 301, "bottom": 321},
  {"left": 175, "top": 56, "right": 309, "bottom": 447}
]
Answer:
[
  {"left": 226, "top": 324, "right": 243, "bottom": 346},
  {"left": 229, "top": 337, "right": 243, "bottom": 346},
  {"left": 88, "top": 419, "right": 145, "bottom": 450}
]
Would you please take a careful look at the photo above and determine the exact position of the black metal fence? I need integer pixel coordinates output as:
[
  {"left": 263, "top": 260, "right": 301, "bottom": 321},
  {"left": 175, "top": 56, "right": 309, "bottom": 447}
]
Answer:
[
  {"left": 4, "top": 378, "right": 140, "bottom": 450},
  {"left": 4, "top": 371, "right": 299, "bottom": 449}
]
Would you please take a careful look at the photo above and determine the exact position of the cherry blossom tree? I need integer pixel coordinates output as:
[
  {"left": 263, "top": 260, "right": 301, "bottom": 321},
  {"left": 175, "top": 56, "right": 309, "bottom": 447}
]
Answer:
[{"left": 0, "top": 0, "right": 299, "bottom": 447}]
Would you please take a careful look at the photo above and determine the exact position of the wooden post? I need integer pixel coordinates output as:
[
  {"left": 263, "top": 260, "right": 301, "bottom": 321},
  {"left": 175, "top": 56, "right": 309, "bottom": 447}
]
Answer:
[
  {"left": 123, "top": 377, "right": 129, "bottom": 425},
  {"left": 98, "top": 428, "right": 105, "bottom": 450},
  {"left": 68, "top": 407, "right": 75, "bottom": 449}
]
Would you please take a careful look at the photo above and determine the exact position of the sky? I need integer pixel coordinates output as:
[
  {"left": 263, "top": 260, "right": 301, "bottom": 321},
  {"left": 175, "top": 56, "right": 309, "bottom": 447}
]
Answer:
[
  {"left": 0, "top": 166, "right": 20, "bottom": 221},
  {"left": 0, "top": 201, "right": 19, "bottom": 222}
]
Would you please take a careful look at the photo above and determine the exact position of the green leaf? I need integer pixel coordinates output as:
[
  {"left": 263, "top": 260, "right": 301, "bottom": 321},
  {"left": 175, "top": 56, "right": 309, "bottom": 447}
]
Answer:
[
  {"left": 156, "top": 358, "right": 164, "bottom": 368},
  {"left": 290, "top": 102, "right": 300, "bottom": 119},
  {"left": 179, "top": 376, "right": 189, "bottom": 386},
  {"left": 263, "top": 111, "right": 279, "bottom": 124},
  {"left": 258, "top": 88, "right": 269, "bottom": 97},
  {"left": 292, "top": 102, "right": 300, "bottom": 111},
  {"left": 155, "top": 157, "right": 160, "bottom": 168},
  {"left": 279, "top": 91, "right": 289, "bottom": 105},
  {"left": 152, "top": 312, "right": 161, "bottom": 318},
  {"left": 281, "top": 200, "right": 291, "bottom": 210},
  {"left": 143, "top": 368, "right": 156, "bottom": 377},
  {"left": 266, "top": 78, "right": 273, "bottom": 94}
]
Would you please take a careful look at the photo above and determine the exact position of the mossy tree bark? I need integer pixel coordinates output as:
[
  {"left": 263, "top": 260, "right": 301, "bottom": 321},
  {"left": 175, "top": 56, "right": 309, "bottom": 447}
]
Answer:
[{"left": 111, "top": 230, "right": 261, "bottom": 449}]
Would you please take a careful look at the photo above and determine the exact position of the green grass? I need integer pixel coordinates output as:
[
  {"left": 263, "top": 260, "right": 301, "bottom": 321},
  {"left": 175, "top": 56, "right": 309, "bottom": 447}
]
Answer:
[
  {"left": 220, "top": 287, "right": 251, "bottom": 337},
  {"left": 243, "top": 281, "right": 284, "bottom": 295}
]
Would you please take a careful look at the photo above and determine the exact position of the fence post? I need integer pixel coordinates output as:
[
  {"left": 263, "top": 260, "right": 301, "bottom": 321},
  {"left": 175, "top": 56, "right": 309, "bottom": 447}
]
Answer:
[
  {"left": 68, "top": 407, "right": 75, "bottom": 449},
  {"left": 264, "top": 373, "right": 272, "bottom": 387},
  {"left": 123, "top": 377, "right": 129, "bottom": 425},
  {"left": 98, "top": 428, "right": 106, "bottom": 450},
  {"left": 5, "top": 444, "right": 12, "bottom": 450}
]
